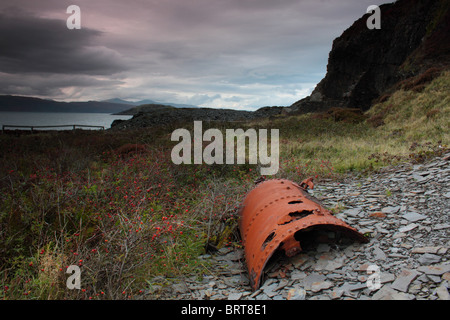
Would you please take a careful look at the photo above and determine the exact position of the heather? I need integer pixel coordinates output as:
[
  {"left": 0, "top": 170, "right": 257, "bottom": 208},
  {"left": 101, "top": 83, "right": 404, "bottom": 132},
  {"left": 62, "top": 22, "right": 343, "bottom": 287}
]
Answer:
[{"left": 0, "top": 128, "right": 254, "bottom": 299}]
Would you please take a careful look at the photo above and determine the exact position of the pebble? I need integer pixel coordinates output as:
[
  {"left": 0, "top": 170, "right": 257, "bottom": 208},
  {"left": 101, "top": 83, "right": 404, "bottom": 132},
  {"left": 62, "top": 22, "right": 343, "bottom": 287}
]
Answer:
[
  {"left": 434, "top": 223, "right": 450, "bottom": 230},
  {"left": 399, "top": 223, "right": 419, "bottom": 233},
  {"left": 228, "top": 292, "right": 243, "bottom": 300},
  {"left": 373, "top": 246, "right": 387, "bottom": 261},
  {"left": 412, "top": 246, "right": 443, "bottom": 254},
  {"left": 417, "top": 253, "right": 441, "bottom": 265},
  {"left": 382, "top": 206, "right": 401, "bottom": 214},
  {"left": 435, "top": 286, "right": 450, "bottom": 300},
  {"left": 344, "top": 208, "right": 363, "bottom": 217},
  {"left": 287, "top": 287, "right": 306, "bottom": 300},
  {"left": 418, "top": 264, "right": 450, "bottom": 275},
  {"left": 402, "top": 212, "right": 427, "bottom": 222},
  {"left": 372, "top": 285, "right": 415, "bottom": 300},
  {"left": 311, "top": 280, "right": 333, "bottom": 293},
  {"left": 391, "top": 269, "right": 419, "bottom": 292},
  {"left": 150, "top": 153, "right": 450, "bottom": 300}
]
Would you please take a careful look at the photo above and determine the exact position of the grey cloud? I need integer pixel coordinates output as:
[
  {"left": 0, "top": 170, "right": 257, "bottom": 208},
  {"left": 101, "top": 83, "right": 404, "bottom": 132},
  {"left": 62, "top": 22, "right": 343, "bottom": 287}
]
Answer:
[
  {"left": 0, "top": 72, "right": 125, "bottom": 98},
  {"left": 185, "top": 93, "right": 221, "bottom": 105},
  {"left": 224, "top": 96, "right": 243, "bottom": 103},
  {"left": 0, "top": 10, "right": 127, "bottom": 75}
]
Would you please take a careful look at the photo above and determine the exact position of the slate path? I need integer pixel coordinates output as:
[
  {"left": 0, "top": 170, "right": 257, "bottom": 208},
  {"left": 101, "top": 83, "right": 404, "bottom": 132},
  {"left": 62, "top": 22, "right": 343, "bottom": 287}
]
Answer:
[{"left": 148, "top": 153, "right": 450, "bottom": 300}]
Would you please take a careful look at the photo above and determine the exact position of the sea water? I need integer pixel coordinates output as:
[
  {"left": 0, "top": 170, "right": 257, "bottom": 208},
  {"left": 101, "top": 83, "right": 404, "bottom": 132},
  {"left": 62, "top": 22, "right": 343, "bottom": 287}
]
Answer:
[{"left": 0, "top": 112, "right": 133, "bottom": 130}]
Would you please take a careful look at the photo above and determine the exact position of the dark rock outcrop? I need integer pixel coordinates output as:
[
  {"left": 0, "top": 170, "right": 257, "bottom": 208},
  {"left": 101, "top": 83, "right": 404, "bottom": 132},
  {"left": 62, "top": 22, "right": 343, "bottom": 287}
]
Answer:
[
  {"left": 110, "top": 106, "right": 284, "bottom": 130},
  {"left": 290, "top": 0, "right": 450, "bottom": 113}
]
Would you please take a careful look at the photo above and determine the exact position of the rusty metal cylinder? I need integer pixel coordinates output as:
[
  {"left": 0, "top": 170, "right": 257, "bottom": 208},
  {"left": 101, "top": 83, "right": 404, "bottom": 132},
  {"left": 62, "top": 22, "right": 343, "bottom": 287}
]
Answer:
[{"left": 239, "top": 178, "right": 368, "bottom": 290}]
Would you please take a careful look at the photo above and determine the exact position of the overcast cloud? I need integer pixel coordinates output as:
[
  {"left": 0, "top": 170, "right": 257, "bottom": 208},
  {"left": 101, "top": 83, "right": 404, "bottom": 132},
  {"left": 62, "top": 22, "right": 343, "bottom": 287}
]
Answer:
[{"left": 0, "top": 0, "right": 390, "bottom": 109}]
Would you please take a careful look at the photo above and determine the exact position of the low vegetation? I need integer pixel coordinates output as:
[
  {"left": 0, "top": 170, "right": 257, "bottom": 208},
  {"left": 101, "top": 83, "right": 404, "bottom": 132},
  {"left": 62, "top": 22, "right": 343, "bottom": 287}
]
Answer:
[{"left": 1, "top": 70, "right": 448, "bottom": 299}]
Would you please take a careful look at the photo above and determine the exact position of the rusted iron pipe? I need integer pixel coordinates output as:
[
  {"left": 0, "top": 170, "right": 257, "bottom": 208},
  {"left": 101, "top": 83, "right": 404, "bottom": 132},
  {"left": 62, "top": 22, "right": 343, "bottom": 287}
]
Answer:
[{"left": 239, "top": 178, "right": 368, "bottom": 290}]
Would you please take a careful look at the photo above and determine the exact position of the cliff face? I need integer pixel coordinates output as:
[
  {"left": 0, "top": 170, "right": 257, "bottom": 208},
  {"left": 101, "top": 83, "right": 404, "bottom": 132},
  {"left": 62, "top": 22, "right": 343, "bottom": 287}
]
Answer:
[{"left": 290, "top": 0, "right": 450, "bottom": 113}]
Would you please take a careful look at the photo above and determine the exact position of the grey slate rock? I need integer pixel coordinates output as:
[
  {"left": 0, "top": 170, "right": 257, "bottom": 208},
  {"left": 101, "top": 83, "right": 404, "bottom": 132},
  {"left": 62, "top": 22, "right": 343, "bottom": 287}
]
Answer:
[
  {"left": 391, "top": 269, "right": 419, "bottom": 292},
  {"left": 418, "top": 253, "right": 442, "bottom": 265},
  {"left": 402, "top": 212, "right": 427, "bottom": 222}
]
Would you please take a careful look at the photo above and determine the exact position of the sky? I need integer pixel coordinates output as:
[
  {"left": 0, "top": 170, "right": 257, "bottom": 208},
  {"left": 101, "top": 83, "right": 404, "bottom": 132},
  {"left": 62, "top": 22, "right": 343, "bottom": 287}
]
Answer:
[{"left": 0, "top": 0, "right": 391, "bottom": 110}]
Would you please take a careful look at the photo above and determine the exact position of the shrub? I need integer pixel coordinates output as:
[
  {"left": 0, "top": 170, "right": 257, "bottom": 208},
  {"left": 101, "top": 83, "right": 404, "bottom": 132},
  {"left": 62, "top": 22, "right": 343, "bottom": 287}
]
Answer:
[
  {"left": 327, "top": 107, "right": 366, "bottom": 123},
  {"left": 367, "top": 114, "right": 385, "bottom": 128},
  {"left": 399, "top": 67, "right": 442, "bottom": 92}
]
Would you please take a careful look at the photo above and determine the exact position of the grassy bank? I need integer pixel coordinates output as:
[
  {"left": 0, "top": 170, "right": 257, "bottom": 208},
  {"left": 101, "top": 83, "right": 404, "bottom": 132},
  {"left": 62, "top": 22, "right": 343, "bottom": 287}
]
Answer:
[
  {"left": 1, "top": 71, "right": 448, "bottom": 299},
  {"left": 272, "top": 70, "right": 449, "bottom": 175}
]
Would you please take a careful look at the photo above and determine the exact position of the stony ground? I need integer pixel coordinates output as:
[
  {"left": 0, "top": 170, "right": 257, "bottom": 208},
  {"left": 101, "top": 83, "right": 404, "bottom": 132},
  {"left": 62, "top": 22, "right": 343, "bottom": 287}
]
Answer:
[{"left": 148, "top": 153, "right": 450, "bottom": 300}]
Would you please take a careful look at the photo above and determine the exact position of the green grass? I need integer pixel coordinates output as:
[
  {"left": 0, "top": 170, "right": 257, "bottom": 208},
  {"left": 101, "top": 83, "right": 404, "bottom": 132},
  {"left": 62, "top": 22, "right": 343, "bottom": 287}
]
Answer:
[
  {"left": 369, "top": 70, "right": 450, "bottom": 141},
  {"left": 1, "top": 70, "right": 448, "bottom": 299},
  {"left": 273, "top": 70, "right": 449, "bottom": 175}
]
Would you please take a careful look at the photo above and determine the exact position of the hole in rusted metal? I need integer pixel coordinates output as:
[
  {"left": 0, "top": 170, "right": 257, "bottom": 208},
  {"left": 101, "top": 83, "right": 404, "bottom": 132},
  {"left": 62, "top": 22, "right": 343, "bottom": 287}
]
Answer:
[
  {"left": 289, "top": 210, "right": 313, "bottom": 219},
  {"left": 277, "top": 210, "right": 314, "bottom": 225},
  {"left": 261, "top": 231, "right": 276, "bottom": 250},
  {"left": 288, "top": 200, "right": 303, "bottom": 204}
]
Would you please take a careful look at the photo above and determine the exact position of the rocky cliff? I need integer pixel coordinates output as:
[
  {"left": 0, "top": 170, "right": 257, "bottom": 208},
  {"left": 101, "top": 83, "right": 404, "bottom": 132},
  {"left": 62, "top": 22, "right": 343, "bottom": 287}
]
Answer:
[{"left": 290, "top": 0, "right": 450, "bottom": 113}]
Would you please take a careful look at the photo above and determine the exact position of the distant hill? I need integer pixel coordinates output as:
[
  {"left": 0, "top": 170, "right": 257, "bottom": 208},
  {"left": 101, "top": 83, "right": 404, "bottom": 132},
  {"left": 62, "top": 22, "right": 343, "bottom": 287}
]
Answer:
[
  {"left": 113, "top": 104, "right": 176, "bottom": 115},
  {"left": 0, "top": 95, "right": 199, "bottom": 113},
  {"left": 0, "top": 95, "right": 132, "bottom": 113},
  {"left": 102, "top": 98, "right": 140, "bottom": 105},
  {"left": 102, "top": 98, "right": 199, "bottom": 109}
]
